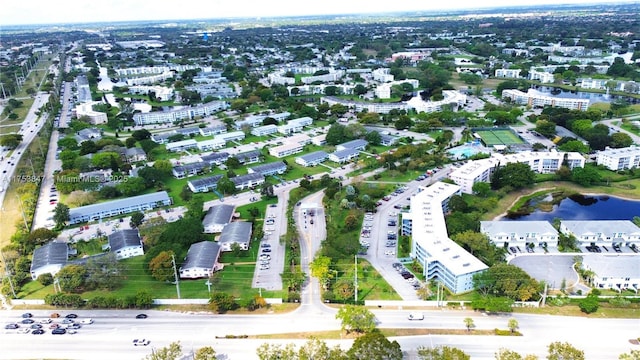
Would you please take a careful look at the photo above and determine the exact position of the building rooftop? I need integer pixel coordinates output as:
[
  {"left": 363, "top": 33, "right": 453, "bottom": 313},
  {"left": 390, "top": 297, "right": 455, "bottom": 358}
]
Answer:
[
  {"left": 562, "top": 220, "right": 640, "bottom": 235},
  {"left": 31, "top": 242, "right": 68, "bottom": 271},
  {"left": 338, "top": 139, "right": 368, "bottom": 149},
  {"left": 583, "top": 254, "right": 640, "bottom": 279},
  {"left": 298, "top": 151, "right": 328, "bottom": 162},
  {"left": 480, "top": 221, "right": 558, "bottom": 235},
  {"left": 231, "top": 173, "right": 264, "bottom": 185},
  {"left": 188, "top": 175, "right": 223, "bottom": 189},
  {"left": 69, "top": 191, "right": 171, "bottom": 219},
  {"left": 108, "top": 229, "right": 141, "bottom": 252},
  {"left": 249, "top": 161, "right": 287, "bottom": 175},
  {"left": 181, "top": 241, "right": 221, "bottom": 270},
  {"left": 219, "top": 221, "right": 252, "bottom": 244},
  {"left": 203, "top": 204, "right": 235, "bottom": 228}
]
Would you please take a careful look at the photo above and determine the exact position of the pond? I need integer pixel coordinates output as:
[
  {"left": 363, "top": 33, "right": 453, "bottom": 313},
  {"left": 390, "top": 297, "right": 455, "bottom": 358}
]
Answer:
[{"left": 503, "top": 194, "right": 640, "bottom": 221}]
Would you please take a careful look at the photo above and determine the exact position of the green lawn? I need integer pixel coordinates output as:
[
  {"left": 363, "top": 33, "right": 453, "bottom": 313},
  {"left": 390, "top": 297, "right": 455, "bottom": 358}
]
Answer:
[
  {"left": 373, "top": 169, "right": 422, "bottom": 183},
  {"left": 332, "top": 259, "right": 401, "bottom": 301},
  {"left": 235, "top": 197, "right": 278, "bottom": 220}
]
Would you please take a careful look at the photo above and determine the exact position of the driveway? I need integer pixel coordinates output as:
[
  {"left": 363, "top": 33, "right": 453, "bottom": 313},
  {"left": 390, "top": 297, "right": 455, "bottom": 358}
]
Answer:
[{"left": 509, "top": 254, "right": 583, "bottom": 291}]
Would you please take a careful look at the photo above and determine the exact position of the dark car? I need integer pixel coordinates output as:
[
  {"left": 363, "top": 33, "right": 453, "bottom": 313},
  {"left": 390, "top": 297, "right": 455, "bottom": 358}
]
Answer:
[
  {"left": 65, "top": 314, "right": 78, "bottom": 319},
  {"left": 52, "top": 328, "right": 66, "bottom": 335},
  {"left": 21, "top": 319, "right": 35, "bottom": 324},
  {"left": 262, "top": 248, "right": 272, "bottom": 253},
  {"left": 136, "top": 314, "right": 148, "bottom": 319},
  {"left": 32, "top": 329, "right": 45, "bottom": 335},
  {"left": 21, "top": 313, "right": 33, "bottom": 318},
  {"left": 30, "top": 324, "right": 42, "bottom": 329},
  {"left": 5, "top": 323, "right": 19, "bottom": 330}
]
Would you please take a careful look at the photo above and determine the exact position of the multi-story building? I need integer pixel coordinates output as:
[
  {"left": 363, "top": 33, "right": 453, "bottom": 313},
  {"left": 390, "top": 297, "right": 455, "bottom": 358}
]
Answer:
[
  {"left": 68, "top": 192, "right": 172, "bottom": 224},
  {"left": 179, "top": 241, "right": 223, "bottom": 279},
  {"left": 128, "top": 85, "right": 174, "bottom": 101},
  {"left": 450, "top": 151, "right": 585, "bottom": 194},
  {"left": 596, "top": 146, "right": 640, "bottom": 171},
  {"left": 296, "top": 151, "right": 328, "bottom": 167},
  {"left": 529, "top": 69, "right": 555, "bottom": 83},
  {"left": 166, "top": 139, "right": 197, "bottom": 152},
  {"left": 582, "top": 255, "right": 640, "bottom": 292},
  {"left": 197, "top": 138, "right": 226, "bottom": 151},
  {"left": 108, "top": 230, "right": 144, "bottom": 260},
  {"left": 502, "top": 89, "right": 590, "bottom": 111},
  {"left": 187, "top": 175, "right": 223, "bottom": 193},
  {"left": 133, "top": 101, "right": 229, "bottom": 125},
  {"left": 560, "top": 220, "right": 640, "bottom": 247},
  {"left": 328, "top": 148, "right": 360, "bottom": 163},
  {"left": 234, "top": 150, "right": 261, "bottom": 165},
  {"left": 172, "top": 162, "right": 208, "bottom": 179},
  {"left": 336, "top": 139, "right": 368, "bottom": 151},
  {"left": 402, "top": 182, "right": 488, "bottom": 294},
  {"left": 251, "top": 124, "right": 278, "bottom": 137},
  {"left": 495, "top": 69, "right": 522, "bottom": 78},
  {"left": 269, "top": 142, "right": 304, "bottom": 158},
  {"left": 278, "top": 117, "right": 313, "bottom": 135},
  {"left": 480, "top": 221, "right": 559, "bottom": 248},
  {"left": 75, "top": 102, "right": 108, "bottom": 124},
  {"left": 230, "top": 173, "right": 265, "bottom": 190},
  {"left": 199, "top": 125, "right": 227, "bottom": 137},
  {"left": 248, "top": 161, "right": 287, "bottom": 177}
]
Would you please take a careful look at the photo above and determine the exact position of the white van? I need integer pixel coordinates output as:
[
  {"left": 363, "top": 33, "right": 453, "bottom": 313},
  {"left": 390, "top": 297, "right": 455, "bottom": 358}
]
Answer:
[{"left": 408, "top": 313, "right": 424, "bottom": 320}]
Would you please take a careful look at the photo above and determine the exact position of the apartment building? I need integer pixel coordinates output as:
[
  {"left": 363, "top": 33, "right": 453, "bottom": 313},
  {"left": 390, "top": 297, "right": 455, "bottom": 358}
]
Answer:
[
  {"left": 402, "top": 182, "right": 488, "bottom": 294},
  {"left": 480, "top": 221, "right": 559, "bottom": 247},
  {"left": 251, "top": 124, "right": 278, "bottom": 137},
  {"left": 502, "top": 89, "right": 590, "bottom": 111},
  {"left": 133, "top": 101, "right": 229, "bottom": 125},
  {"left": 560, "top": 220, "right": 640, "bottom": 247},
  {"left": 596, "top": 145, "right": 640, "bottom": 171},
  {"left": 495, "top": 69, "right": 522, "bottom": 78},
  {"left": 68, "top": 192, "right": 172, "bottom": 224},
  {"left": 582, "top": 255, "right": 640, "bottom": 292},
  {"left": 450, "top": 151, "right": 585, "bottom": 194},
  {"left": 529, "top": 69, "right": 555, "bottom": 83},
  {"left": 296, "top": 151, "right": 328, "bottom": 167}
]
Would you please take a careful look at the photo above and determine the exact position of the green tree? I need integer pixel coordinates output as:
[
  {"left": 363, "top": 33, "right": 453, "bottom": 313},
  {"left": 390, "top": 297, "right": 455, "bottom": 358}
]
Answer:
[
  {"left": 130, "top": 212, "right": 145, "bottom": 228},
  {"left": 473, "top": 263, "right": 540, "bottom": 301},
  {"left": 53, "top": 203, "right": 70, "bottom": 228},
  {"left": 335, "top": 305, "right": 376, "bottom": 334},
  {"left": 558, "top": 140, "right": 590, "bottom": 154},
  {"left": 463, "top": 317, "right": 475, "bottom": 331},
  {"left": 144, "top": 341, "right": 182, "bottom": 360},
  {"left": 298, "top": 337, "right": 334, "bottom": 360},
  {"left": 547, "top": 342, "right": 584, "bottom": 360},
  {"left": 56, "top": 264, "right": 87, "bottom": 293},
  {"left": 37, "top": 273, "right": 54, "bottom": 286},
  {"left": 0, "top": 134, "right": 23, "bottom": 149},
  {"left": 84, "top": 253, "right": 125, "bottom": 290},
  {"left": 472, "top": 182, "right": 492, "bottom": 197},
  {"left": 508, "top": 318, "right": 519, "bottom": 333},
  {"left": 451, "top": 230, "right": 503, "bottom": 266},
  {"left": 491, "top": 163, "right": 535, "bottom": 190},
  {"left": 347, "top": 331, "right": 402, "bottom": 360},
  {"left": 216, "top": 176, "right": 236, "bottom": 195},
  {"left": 326, "top": 123, "right": 348, "bottom": 145},
  {"left": 148, "top": 251, "right": 175, "bottom": 281},
  {"left": 209, "top": 292, "right": 238, "bottom": 313},
  {"left": 571, "top": 166, "right": 602, "bottom": 186},
  {"left": 610, "top": 132, "right": 633, "bottom": 148},
  {"left": 535, "top": 120, "right": 557, "bottom": 137},
  {"left": 194, "top": 346, "right": 217, "bottom": 360},
  {"left": 310, "top": 255, "right": 333, "bottom": 290},
  {"left": 495, "top": 348, "right": 538, "bottom": 360},
  {"left": 417, "top": 345, "right": 470, "bottom": 360},
  {"left": 153, "top": 159, "right": 173, "bottom": 176}
]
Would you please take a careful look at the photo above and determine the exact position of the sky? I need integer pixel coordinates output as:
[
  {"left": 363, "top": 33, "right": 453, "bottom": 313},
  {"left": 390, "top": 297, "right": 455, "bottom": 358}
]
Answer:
[{"left": 0, "top": 0, "right": 634, "bottom": 26}]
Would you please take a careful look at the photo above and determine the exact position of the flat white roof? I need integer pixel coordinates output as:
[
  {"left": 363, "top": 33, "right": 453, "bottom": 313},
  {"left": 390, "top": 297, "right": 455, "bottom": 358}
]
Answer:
[
  {"left": 411, "top": 182, "right": 487, "bottom": 275},
  {"left": 583, "top": 254, "right": 640, "bottom": 279},
  {"left": 562, "top": 220, "right": 640, "bottom": 235},
  {"left": 480, "top": 221, "right": 558, "bottom": 236}
]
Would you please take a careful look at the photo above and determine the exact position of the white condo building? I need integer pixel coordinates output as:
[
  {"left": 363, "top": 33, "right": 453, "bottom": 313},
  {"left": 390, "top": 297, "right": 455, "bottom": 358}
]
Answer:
[
  {"left": 529, "top": 69, "right": 555, "bottom": 83},
  {"left": 402, "top": 182, "right": 488, "bottom": 294},
  {"left": 495, "top": 69, "right": 522, "bottom": 78},
  {"left": 502, "top": 89, "right": 590, "bottom": 111},
  {"left": 449, "top": 151, "right": 585, "bottom": 194},
  {"left": 596, "top": 146, "right": 640, "bottom": 171}
]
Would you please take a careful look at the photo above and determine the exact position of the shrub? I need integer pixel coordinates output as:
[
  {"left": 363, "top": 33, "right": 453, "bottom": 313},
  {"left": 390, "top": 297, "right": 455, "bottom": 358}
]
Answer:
[
  {"left": 578, "top": 295, "right": 600, "bottom": 314},
  {"left": 37, "top": 273, "right": 54, "bottom": 286}
]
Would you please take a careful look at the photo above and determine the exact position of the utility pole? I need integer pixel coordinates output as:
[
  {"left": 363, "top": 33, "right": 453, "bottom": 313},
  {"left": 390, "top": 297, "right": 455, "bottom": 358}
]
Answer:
[
  {"left": 354, "top": 255, "right": 358, "bottom": 304},
  {"left": 15, "top": 195, "right": 29, "bottom": 231},
  {"left": 0, "top": 251, "right": 17, "bottom": 298},
  {"left": 171, "top": 253, "right": 181, "bottom": 299}
]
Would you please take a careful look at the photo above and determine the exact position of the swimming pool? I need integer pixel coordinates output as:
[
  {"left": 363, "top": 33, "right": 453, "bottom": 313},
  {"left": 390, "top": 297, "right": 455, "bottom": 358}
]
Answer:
[{"left": 448, "top": 143, "right": 486, "bottom": 159}]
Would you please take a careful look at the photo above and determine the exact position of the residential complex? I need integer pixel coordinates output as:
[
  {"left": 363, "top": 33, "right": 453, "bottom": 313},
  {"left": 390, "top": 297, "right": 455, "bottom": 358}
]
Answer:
[
  {"left": 68, "top": 191, "right": 172, "bottom": 224},
  {"left": 480, "top": 221, "right": 559, "bottom": 248},
  {"left": 582, "top": 255, "right": 640, "bottom": 292},
  {"left": 449, "top": 151, "right": 585, "bottom": 194},
  {"left": 559, "top": 220, "right": 640, "bottom": 247}
]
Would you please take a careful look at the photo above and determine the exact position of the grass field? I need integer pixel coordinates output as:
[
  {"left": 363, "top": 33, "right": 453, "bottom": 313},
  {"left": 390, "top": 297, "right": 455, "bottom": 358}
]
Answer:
[{"left": 475, "top": 129, "right": 524, "bottom": 146}]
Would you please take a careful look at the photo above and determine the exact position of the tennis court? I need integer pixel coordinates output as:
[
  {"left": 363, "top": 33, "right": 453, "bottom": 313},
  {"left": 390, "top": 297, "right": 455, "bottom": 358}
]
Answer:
[{"left": 474, "top": 128, "right": 524, "bottom": 146}]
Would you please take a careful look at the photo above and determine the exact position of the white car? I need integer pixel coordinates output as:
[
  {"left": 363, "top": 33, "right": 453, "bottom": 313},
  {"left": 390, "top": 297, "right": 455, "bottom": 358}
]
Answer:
[
  {"left": 384, "top": 250, "right": 396, "bottom": 256},
  {"left": 133, "top": 339, "right": 150, "bottom": 346},
  {"left": 80, "top": 319, "right": 93, "bottom": 324}
]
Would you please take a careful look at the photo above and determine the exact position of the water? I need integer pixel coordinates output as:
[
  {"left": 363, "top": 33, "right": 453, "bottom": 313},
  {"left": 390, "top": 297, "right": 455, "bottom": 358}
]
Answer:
[
  {"left": 504, "top": 194, "right": 640, "bottom": 221},
  {"left": 533, "top": 86, "right": 640, "bottom": 104},
  {"left": 448, "top": 142, "right": 487, "bottom": 159}
]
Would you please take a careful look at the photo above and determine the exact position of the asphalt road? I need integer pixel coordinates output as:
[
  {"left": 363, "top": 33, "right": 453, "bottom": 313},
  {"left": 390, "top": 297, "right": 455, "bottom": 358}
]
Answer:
[
  {"left": 1, "top": 309, "right": 637, "bottom": 359},
  {"left": 0, "top": 92, "right": 50, "bottom": 207}
]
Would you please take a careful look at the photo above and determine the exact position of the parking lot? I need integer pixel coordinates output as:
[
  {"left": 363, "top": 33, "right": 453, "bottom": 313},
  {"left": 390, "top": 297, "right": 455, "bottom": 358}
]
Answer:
[{"left": 508, "top": 254, "right": 584, "bottom": 291}]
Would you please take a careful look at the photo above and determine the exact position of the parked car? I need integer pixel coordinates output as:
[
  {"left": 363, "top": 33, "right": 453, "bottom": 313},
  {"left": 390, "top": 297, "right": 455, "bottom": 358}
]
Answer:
[
  {"left": 136, "top": 314, "right": 148, "bottom": 319},
  {"left": 133, "top": 339, "right": 150, "bottom": 346},
  {"left": 52, "top": 328, "right": 66, "bottom": 335}
]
